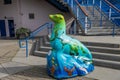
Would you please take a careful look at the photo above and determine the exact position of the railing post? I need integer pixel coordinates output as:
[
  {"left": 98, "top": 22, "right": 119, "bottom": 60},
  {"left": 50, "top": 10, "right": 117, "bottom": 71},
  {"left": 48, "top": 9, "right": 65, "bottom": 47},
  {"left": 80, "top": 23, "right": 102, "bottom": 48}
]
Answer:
[
  {"left": 92, "top": 0, "right": 95, "bottom": 16},
  {"left": 71, "top": 0, "right": 73, "bottom": 10},
  {"left": 48, "top": 24, "right": 50, "bottom": 35},
  {"left": 26, "top": 39, "right": 28, "bottom": 57},
  {"left": 19, "top": 40, "right": 21, "bottom": 48},
  {"left": 85, "top": 17, "right": 88, "bottom": 34},
  {"left": 67, "top": 0, "right": 69, "bottom": 3},
  {"left": 74, "top": 20, "right": 77, "bottom": 34},
  {"left": 100, "top": 0, "right": 102, "bottom": 27},
  {"left": 51, "top": 23, "right": 53, "bottom": 34},
  {"left": 82, "top": 0, "right": 84, "bottom": 5},
  {"left": 109, "top": 7, "right": 112, "bottom": 20},
  {"left": 112, "top": 26, "right": 115, "bottom": 37},
  {"left": 48, "top": 23, "right": 51, "bottom": 35},
  {"left": 77, "top": 5, "right": 79, "bottom": 20}
]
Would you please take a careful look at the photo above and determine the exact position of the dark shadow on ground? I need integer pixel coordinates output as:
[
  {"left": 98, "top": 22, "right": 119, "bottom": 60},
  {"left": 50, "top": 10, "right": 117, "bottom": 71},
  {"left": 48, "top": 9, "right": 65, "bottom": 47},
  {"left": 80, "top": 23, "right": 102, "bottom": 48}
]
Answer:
[{"left": 0, "top": 65, "right": 98, "bottom": 80}]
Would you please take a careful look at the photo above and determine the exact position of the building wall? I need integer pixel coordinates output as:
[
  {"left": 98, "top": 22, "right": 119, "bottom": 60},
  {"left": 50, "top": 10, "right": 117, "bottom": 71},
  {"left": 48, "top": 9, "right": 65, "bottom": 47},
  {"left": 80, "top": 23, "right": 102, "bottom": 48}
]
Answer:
[
  {"left": 0, "top": 0, "right": 72, "bottom": 37},
  {"left": 0, "top": 0, "right": 19, "bottom": 37},
  {"left": 20, "top": 0, "right": 71, "bottom": 31}
]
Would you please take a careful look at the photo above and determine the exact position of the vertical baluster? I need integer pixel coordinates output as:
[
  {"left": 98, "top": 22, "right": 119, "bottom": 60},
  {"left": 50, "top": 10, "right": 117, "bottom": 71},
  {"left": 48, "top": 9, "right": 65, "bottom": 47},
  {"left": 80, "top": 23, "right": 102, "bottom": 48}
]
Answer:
[
  {"left": 109, "top": 7, "right": 112, "bottom": 20},
  {"left": 82, "top": 0, "right": 84, "bottom": 5},
  {"left": 74, "top": 20, "right": 76, "bottom": 34},
  {"left": 67, "top": 0, "right": 69, "bottom": 3},
  {"left": 77, "top": 5, "right": 79, "bottom": 20},
  {"left": 100, "top": 0, "right": 102, "bottom": 27},
  {"left": 51, "top": 23, "right": 53, "bottom": 34},
  {"left": 19, "top": 40, "right": 21, "bottom": 48},
  {"left": 71, "top": 0, "right": 74, "bottom": 11},
  {"left": 85, "top": 17, "right": 88, "bottom": 34},
  {"left": 112, "top": 26, "right": 115, "bottom": 37},
  {"left": 92, "top": 0, "right": 95, "bottom": 16},
  {"left": 47, "top": 24, "right": 50, "bottom": 35},
  {"left": 26, "top": 39, "right": 28, "bottom": 57}
]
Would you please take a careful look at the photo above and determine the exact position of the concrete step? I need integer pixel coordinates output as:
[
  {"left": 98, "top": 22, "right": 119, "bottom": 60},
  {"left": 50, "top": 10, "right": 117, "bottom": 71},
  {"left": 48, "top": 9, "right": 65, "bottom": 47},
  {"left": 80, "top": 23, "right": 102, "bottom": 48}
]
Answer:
[
  {"left": 40, "top": 46, "right": 51, "bottom": 52},
  {"left": 82, "top": 41, "right": 120, "bottom": 48},
  {"left": 33, "top": 51, "right": 48, "bottom": 57},
  {"left": 86, "top": 32, "right": 120, "bottom": 36},
  {"left": 92, "top": 52, "right": 120, "bottom": 62},
  {"left": 39, "top": 45, "right": 120, "bottom": 55},
  {"left": 44, "top": 41, "right": 120, "bottom": 48},
  {"left": 33, "top": 50, "right": 120, "bottom": 70},
  {"left": 88, "top": 46, "right": 120, "bottom": 54},
  {"left": 44, "top": 42, "right": 51, "bottom": 47},
  {"left": 90, "top": 27, "right": 114, "bottom": 29},
  {"left": 87, "top": 29, "right": 116, "bottom": 33},
  {"left": 93, "top": 58, "right": 120, "bottom": 70}
]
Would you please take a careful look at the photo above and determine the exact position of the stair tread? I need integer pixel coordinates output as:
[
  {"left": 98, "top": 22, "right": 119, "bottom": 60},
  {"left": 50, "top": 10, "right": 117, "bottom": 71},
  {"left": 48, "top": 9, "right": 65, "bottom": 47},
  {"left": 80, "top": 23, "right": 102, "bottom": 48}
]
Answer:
[
  {"left": 45, "top": 42, "right": 50, "bottom": 44},
  {"left": 87, "top": 45, "right": 120, "bottom": 50},
  {"left": 35, "top": 50, "right": 48, "bottom": 54},
  {"left": 44, "top": 42, "right": 120, "bottom": 50},
  {"left": 92, "top": 52, "right": 120, "bottom": 57},
  {"left": 93, "top": 58, "right": 120, "bottom": 64},
  {"left": 46, "top": 40, "right": 120, "bottom": 46},
  {"left": 40, "top": 46, "right": 51, "bottom": 49}
]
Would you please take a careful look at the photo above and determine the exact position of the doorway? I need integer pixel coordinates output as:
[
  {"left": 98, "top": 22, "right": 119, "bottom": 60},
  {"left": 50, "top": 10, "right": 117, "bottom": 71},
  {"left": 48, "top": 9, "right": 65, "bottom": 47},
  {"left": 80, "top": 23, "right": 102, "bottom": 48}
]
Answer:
[
  {"left": 8, "top": 20, "right": 15, "bottom": 37},
  {"left": 0, "top": 20, "right": 6, "bottom": 37}
]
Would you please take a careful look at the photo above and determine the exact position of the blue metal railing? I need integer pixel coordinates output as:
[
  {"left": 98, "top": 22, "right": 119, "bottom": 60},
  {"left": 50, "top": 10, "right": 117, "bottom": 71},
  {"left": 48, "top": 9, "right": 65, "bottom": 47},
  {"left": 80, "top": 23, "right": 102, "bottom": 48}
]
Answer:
[
  {"left": 79, "top": 0, "right": 120, "bottom": 36},
  {"left": 93, "top": 0, "right": 120, "bottom": 36},
  {"left": 19, "top": 22, "right": 53, "bottom": 57},
  {"left": 62, "top": 0, "right": 91, "bottom": 34},
  {"left": 77, "top": 0, "right": 120, "bottom": 26},
  {"left": 93, "top": 0, "right": 120, "bottom": 25}
]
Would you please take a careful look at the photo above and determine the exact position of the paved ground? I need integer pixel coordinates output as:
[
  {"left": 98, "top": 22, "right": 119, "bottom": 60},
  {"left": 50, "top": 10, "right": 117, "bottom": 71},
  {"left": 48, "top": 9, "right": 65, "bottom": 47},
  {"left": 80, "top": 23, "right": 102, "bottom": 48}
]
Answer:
[
  {"left": 1, "top": 65, "right": 97, "bottom": 80},
  {"left": 0, "top": 40, "right": 19, "bottom": 64}
]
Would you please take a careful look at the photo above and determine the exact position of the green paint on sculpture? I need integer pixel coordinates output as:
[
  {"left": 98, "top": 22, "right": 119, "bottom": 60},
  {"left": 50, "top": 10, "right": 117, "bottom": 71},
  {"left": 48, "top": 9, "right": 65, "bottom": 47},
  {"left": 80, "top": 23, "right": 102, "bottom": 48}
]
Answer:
[{"left": 49, "top": 14, "right": 66, "bottom": 41}]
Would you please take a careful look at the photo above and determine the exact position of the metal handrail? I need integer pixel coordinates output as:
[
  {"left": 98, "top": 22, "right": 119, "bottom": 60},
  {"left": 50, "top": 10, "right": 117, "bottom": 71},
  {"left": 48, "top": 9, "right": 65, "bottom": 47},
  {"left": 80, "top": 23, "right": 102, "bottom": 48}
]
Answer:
[
  {"left": 93, "top": 0, "right": 120, "bottom": 36},
  {"left": 75, "top": 0, "right": 88, "bottom": 16},
  {"left": 19, "top": 22, "right": 53, "bottom": 57},
  {"left": 63, "top": 0, "right": 91, "bottom": 33},
  {"left": 105, "top": 0, "right": 120, "bottom": 13}
]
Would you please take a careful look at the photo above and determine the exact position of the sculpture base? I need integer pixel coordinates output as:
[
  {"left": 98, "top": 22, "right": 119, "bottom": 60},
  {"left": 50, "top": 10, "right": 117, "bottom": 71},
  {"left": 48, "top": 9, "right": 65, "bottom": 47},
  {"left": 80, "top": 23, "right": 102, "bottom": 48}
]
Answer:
[{"left": 47, "top": 50, "right": 94, "bottom": 79}]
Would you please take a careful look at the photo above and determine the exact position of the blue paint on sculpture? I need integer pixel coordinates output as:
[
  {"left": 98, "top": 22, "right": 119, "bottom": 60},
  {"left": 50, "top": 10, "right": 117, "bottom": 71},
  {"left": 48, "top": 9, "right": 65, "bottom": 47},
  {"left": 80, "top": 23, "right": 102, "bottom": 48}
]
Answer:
[{"left": 47, "top": 14, "right": 94, "bottom": 79}]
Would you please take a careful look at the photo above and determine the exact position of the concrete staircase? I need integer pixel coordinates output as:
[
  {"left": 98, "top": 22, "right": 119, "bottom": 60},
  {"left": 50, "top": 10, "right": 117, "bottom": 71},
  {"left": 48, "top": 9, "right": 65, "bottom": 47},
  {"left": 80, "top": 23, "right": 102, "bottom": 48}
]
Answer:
[
  {"left": 47, "top": 0, "right": 120, "bottom": 35},
  {"left": 31, "top": 35, "right": 120, "bottom": 70}
]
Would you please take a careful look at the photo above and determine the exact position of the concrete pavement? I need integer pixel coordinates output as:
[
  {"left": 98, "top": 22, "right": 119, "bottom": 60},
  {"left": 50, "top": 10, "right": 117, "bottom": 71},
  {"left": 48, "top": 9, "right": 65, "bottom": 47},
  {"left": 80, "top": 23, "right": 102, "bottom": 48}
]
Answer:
[{"left": 70, "top": 35, "right": 120, "bottom": 44}]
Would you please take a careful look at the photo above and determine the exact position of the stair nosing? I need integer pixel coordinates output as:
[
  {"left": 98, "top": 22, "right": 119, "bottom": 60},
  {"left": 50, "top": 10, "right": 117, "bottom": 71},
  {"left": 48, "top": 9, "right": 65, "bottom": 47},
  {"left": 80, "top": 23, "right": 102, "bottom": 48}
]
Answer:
[
  {"left": 87, "top": 45, "right": 120, "bottom": 50},
  {"left": 92, "top": 52, "right": 120, "bottom": 57},
  {"left": 93, "top": 58, "right": 120, "bottom": 64}
]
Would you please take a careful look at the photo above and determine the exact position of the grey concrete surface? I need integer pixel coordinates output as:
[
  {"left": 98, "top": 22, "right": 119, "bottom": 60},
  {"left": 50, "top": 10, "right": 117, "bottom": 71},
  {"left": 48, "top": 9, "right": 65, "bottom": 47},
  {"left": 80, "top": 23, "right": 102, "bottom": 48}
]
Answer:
[{"left": 70, "top": 35, "right": 120, "bottom": 44}]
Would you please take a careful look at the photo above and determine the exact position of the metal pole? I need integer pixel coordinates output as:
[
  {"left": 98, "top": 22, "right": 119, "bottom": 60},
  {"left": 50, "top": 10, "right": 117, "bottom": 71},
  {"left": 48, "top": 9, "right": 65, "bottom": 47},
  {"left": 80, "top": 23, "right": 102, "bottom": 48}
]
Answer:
[
  {"left": 26, "top": 39, "right": 28, "bottom": 57},
  {"left": 109, "top": 7, "right": 112, "bottom": 20},
  {"left": 92, "top": 0, "right": 95, "bottom": 16},
  {"left": 71, "top": 0, "right": 73, "bottom": 10},
  {"left": 48, "top": 25, "right": 50, "bottom": 35},
  {"left": 74, "top": 21, "right": 77, "bottom": 34},
  {"left": 50, "top": 23, "right": 53, "bottom": 34},
  {"left": 19, "top": 40, "right": 21, "bottom": 48},
  {"left": 77, "top": 5, "right": 79, "bottom": 20},
  {"left": 67, "top": 0, "right": 69, "bottom": 3},
  {"left": 100, "top": 0, "right": 102, "bottom": 27},
  {"left": 112, "top": 26, "right": 115, "bottom": 37},
  {"left": 85, "top": 17, "right": 88, "bottom": 34}
]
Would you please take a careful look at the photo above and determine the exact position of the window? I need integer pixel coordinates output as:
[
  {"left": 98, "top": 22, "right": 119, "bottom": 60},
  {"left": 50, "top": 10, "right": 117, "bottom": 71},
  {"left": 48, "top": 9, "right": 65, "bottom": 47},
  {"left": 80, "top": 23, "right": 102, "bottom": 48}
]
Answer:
[
  {"left": 4, "top": 0, "right": 12, "bottom": 4},
  {"left": 29, "top": 13, "right": 35, "bottom": 19}
]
